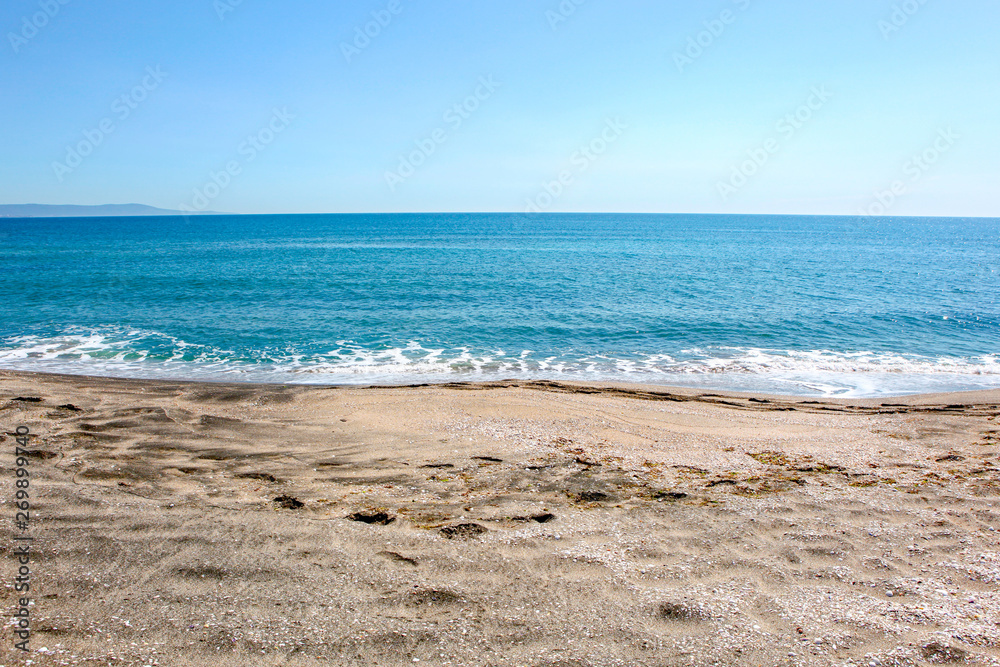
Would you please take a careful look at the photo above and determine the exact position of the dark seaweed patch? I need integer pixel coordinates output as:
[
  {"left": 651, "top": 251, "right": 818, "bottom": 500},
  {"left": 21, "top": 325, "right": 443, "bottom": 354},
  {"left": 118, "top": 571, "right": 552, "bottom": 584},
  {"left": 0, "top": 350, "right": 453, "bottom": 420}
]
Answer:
[
  {"left": 273, "top": 495, "right": 304, "bottom": 510},
  {"left": 348, "top": 511, "right": 395, "bottom": 525}
]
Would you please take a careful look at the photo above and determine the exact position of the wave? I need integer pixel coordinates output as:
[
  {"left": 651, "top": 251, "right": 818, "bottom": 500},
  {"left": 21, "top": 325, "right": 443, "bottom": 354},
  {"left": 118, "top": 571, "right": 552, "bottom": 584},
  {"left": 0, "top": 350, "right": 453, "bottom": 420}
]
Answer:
[{"left": 1, "top": 328, "right": 998, "bottom": 397}]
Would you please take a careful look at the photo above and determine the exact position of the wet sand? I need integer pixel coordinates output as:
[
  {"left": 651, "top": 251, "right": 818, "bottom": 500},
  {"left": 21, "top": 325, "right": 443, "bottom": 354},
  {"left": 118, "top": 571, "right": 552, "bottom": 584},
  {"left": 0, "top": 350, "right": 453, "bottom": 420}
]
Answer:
[{"left": 2, "top": 370, "right": 999, "bottom": 666}]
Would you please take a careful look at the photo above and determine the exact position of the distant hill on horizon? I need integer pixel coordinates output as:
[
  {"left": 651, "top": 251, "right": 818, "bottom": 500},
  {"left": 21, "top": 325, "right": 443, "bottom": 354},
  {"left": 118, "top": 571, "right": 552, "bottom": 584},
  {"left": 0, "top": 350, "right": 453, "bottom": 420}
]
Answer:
[{"left": 0, "top": 204, "right": 223, "bottom": 218}]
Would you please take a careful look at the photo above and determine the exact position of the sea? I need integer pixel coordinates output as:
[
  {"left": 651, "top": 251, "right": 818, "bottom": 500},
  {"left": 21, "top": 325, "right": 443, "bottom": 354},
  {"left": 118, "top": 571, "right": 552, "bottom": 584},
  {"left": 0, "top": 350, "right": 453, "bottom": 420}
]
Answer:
[{"left": 1, "top": 213, "right": 998, "bottom": 397}]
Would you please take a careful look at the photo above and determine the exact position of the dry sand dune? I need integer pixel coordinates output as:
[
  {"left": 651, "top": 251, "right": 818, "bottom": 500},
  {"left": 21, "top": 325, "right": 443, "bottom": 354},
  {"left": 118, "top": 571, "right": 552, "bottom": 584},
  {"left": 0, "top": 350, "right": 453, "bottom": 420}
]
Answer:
[{"left": 2, "top": 370, "right": 1000, "bottom": 666}]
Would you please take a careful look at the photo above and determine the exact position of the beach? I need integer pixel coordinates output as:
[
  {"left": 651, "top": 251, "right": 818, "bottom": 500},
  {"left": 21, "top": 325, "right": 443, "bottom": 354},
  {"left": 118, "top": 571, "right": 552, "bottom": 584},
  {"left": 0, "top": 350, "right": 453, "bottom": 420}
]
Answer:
[
  {"left": 6, "top": 0, "right": 1000, "bottom": 664},
  {"left": 3, "top": 369, "right": 999, "bottom": 666}
]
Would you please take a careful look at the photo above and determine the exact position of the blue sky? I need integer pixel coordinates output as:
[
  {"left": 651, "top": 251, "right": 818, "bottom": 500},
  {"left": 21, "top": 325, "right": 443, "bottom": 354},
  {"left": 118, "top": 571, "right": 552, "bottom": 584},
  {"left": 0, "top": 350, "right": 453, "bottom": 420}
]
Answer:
[{"left": 2, "top": 0, "right": 998, "bottom": 216}]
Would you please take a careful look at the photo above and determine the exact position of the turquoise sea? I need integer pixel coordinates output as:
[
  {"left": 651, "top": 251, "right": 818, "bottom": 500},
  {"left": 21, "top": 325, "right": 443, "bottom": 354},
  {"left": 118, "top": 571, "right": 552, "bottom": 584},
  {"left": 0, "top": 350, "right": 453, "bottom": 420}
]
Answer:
[{"left": 1, "top": 213, "right": 998, "bottom": 397}]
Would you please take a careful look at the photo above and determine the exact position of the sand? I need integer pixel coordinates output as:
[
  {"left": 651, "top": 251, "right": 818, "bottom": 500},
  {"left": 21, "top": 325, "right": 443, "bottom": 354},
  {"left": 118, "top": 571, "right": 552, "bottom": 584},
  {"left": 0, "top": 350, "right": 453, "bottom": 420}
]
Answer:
[{"left": 1, "top": 369, "right": 999, "bottom": 667}]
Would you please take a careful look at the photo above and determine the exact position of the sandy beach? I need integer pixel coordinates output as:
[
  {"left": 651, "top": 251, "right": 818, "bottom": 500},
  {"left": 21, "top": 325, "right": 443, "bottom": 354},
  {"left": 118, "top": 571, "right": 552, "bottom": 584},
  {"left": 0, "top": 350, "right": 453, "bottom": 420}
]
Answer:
[{"left": 2, "top": 369, "right": 999, "bottom": 666}]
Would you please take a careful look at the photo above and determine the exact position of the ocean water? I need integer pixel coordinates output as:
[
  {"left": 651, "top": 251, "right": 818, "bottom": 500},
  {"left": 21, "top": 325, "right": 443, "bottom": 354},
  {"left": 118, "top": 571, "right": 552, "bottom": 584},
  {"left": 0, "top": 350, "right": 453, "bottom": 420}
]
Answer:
[{"left": 1, "top": 213, "right": 998, "bottom": 397}]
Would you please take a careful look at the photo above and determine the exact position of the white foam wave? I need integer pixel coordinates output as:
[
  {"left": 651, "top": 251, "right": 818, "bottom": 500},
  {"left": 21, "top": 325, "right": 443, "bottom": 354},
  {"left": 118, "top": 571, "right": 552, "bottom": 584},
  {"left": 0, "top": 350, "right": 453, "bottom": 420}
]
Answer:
[{"left": 1, "top": 330, "right": 998, "bottom": 397}]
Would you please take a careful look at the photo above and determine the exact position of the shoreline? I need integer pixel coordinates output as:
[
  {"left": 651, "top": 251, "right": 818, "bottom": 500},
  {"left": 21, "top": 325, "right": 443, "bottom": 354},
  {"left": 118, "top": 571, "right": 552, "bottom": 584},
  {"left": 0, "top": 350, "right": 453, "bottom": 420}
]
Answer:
[
  {"left": 3, "top": 367, "right": 999, "bottom": 665},
  {"left": 4, "top": 367, "right": 1000, "bottom": 408}
]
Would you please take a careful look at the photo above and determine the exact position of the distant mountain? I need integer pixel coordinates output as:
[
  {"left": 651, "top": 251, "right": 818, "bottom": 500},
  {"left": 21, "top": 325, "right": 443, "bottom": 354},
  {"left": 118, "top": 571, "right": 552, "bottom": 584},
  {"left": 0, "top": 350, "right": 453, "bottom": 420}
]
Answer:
[{"left": 0, "top": 204, "right": 222, "bottom": 218}]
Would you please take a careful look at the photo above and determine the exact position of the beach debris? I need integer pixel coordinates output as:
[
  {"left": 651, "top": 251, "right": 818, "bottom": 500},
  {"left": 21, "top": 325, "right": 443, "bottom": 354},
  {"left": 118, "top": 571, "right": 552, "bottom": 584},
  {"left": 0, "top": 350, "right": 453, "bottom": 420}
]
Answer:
[
  {"left": 649, "top": 490, "right": 688, "bottom": 500},
  {"left": 747, "top": 451, "right": 844, "bottom": 473},
  {"left": 348, "top": 511, "right": 395, "bottom": 525},
  {"left": 920, "top": 642, "right": 967, "bottom": 663},
  {"left": 440, "top": 523, "right": 487, "bottom": 539},
  {"left": 575, "top": 491, "right": 610, "bottom": 502},
  {"left": 405, "top": 589, "right": 463, "bottom": 607},
  {"left": 420, "top": 463, "right": 455, "bottom": 469},
  {"left": 656, "top": 601, "right": 704, "bottom": 621},
  {"left": 237, "top": 472, "right": 278, "bottom": 482},
  {"left": 58, "top": 403, "right": 82, "bottom": 411},
  {"left": 512, "top": 512, "right": 557, "bottom": 523},
  {"left": 747, "top": 451, "right": 790, "bottom": 466},
  {"left": 273, "top": 495, "right": 304, "bottom": 510},
  {"left": 472, "top": 456, "right": 503, "bottom": 463},
  {"left": 23, "top": 449, "right": 58, "bottom": 460},
  {"left": 674, "top": 464, "right": 709, "bottom": 473},
  {"left": 12, "top": 396, "right": 43, "bottom": 403},
  {"left": 935, "top": 453, "right": 965, "bottom": 462},
  {"left": 793, "top": 463, "right": 844, "bottom": 473}
]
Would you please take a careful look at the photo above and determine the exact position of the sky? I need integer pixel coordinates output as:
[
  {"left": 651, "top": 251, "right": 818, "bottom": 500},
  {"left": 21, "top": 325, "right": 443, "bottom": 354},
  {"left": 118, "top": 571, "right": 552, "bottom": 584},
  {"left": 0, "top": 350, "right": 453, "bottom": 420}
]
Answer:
[{"left": 2, "top": 0, "right": 998, "bottom": 216}]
